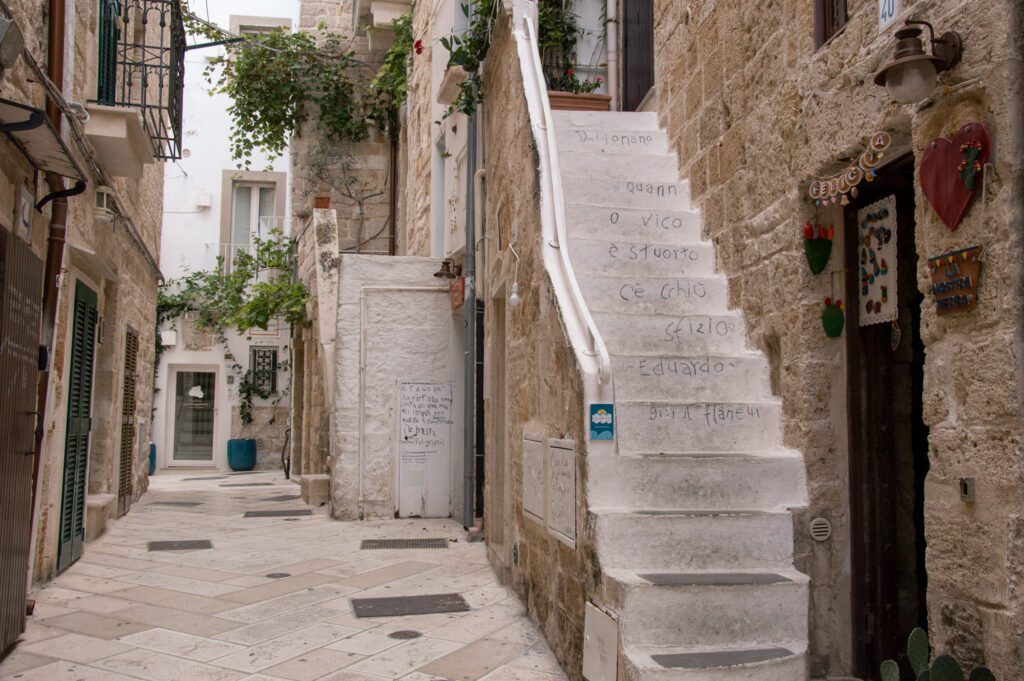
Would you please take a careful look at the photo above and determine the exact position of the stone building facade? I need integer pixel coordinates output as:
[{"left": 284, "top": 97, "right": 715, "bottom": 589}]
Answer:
[
  {"left": 1, "top": 0, "right": 172, "bottom": 649},
  {"left": 289, "top": 0, "right": 1024, "bottom": 679}
]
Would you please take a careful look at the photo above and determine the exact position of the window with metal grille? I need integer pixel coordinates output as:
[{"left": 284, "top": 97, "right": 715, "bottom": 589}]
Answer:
[
  {"left": 814, "top": 0, "right": 848, "bottom": 48},
  {"left": 250, "top": 347, "right": 278, "bottom": 394}
]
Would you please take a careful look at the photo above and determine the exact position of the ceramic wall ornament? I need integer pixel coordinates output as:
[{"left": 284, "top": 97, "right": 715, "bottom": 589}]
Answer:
[
  {"left": 928, "top": 246, "right": 983, "bottom": 315},
  {"left": 822, "top": 298, "right": 846, "bottom": 337},
  {"left": 803, "top": 222, "right": 834, "bottom": 274},
  {"left": 920, "top": 121, "right": 990, "bottom": 231},
  {"left": 808, "top": 131, "right": 891, "bottom": 207},
  {"left": 857, "top": 194, "right": 898, "bottom": 326}
]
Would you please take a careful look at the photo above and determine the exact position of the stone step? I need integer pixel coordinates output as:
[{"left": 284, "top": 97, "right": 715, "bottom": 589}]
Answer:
[
  {"left": 588, "top": 449, "right": 807, "bottom": 511},
  {"left": 607, "top": 569, "right": 808, "bottom": 649},
  {"left": 577, "top": 274, "right": 729, "bottom": 316},
  {"left": 568, "top": 237, "right": 714, "bottom": 279},
  {"left": 593, "top": 312, "right": 747, "bottom": 356},
  {"left": 565, "top": 205, "right": 701, "bottom": 243},
  {"left": 563, "top": 176, "right": 689, "bottom": 210},
  {"left": 555, "top": 126, "right": 669, "bottom": 155},
  {"left": 558, "top": 149, "right": 680, "bottom": 181},
  {"left": 610, "top": 353, "right": 772, "bottom": 402},
  {"left": 623, "top": 645, "right": 807, "bottom": 681},
  {"left": 552, "top": 109, "right": 661, "bottom": 131},
  {"left": 617, "top": 400, "right": 780, "bottom": 454},
  {"left": 590, "top": 509, "right": 795, "bottom": 571}
]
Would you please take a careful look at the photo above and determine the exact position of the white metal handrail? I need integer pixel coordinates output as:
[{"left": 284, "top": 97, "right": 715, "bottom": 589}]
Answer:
[{"left": 520, "top": 16, "right": 611, "bottom": 385}]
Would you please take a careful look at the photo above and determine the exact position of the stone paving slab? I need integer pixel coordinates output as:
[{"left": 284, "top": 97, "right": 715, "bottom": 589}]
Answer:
[{"left": 0, "top": 470, "right": 568, "bottom": 681}]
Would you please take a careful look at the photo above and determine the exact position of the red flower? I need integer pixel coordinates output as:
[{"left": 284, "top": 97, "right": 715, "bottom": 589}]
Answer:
[
  {"left": 414, "top": 39, "right": 423, "bottom": 54},
  {"left": 568, "top": 68, "right": 574, "bottom": 75}
]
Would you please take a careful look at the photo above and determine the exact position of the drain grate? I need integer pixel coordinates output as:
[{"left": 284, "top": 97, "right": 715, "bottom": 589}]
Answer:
[
  {"left": 652, "top": 648, "right": 794, "bottom": 669},
  {"left": 639, "top": 573, "right": 792, "bottom": 587},
  {"left": 351, "top": 593, "right": 469, "bottom": 618},
  {"left": 265, "top": 495, "right": 301, "bottom": 502},
  {"left": 220, "top": 483, "right": 274, "bottom": 487},
  {"left": 182, "top": 476, "right": 227, "bottom": 481},
  {"left": 149, "top": 501, "right": 201, "bottom": 507},
  {"left": 265, "top": 573, "right": 291, "bottom": 579},
  {"left": 148, "top": 540, "right": 212, "bottom": 551},
  {"left": 388, "top": 630, "right": 422, "bottom": 640},
  {"left": 360, "top": 538, "right": 448, "bottom": 550},
  {"left": 243, "top": 510, "right": 312, "bottom": 518}
]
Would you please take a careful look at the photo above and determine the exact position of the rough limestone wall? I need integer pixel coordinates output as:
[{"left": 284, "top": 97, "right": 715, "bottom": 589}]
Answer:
[
  {"left": 291, "top": 0, "right": 393, "bottom": 256},
  {"left": 480, "top": 10, "right": 594, "bottom": 679},
  {"left": 654, "top": 0, "right": 1023, "bottom": 676},
  {"left": 402, "top": 0, "right": 436, "bottom": 257}
]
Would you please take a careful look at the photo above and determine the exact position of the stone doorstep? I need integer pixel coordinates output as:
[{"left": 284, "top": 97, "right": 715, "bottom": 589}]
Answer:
[{"left": 85, "top": 494, "right": 117, "bottom": 542}]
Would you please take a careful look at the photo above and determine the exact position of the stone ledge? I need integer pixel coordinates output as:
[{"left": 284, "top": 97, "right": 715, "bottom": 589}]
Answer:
[
  {"left": 300, "top": 474, "right": 330, "bottom": 506},
  {"left": 86, "top": 494, "right": 117, "bottom": 542}
]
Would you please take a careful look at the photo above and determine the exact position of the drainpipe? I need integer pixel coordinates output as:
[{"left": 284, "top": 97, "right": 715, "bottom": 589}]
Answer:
[
  {"left": 607, "top": 0, "right": 618, "bottom": 111},
  {"left": 32, "top": 0, "right": 69, "bottom": 511},
  {"left": 462, "top": 3, "right": 478, "bottom": 531}
]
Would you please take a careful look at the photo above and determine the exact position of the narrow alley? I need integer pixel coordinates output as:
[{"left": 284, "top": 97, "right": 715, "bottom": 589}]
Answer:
[{"left": 0, "top": 471, "right": 568, "bottom": 681}]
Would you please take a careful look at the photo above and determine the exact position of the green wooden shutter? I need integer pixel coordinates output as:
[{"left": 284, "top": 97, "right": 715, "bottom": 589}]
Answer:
[{"left": 57, "top": 281, "right": 98, "bottom": 572}]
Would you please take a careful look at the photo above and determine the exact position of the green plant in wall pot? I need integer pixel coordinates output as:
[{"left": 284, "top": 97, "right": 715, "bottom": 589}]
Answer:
[{"left": 881, "top": 628, "right": 996, "bottom": 681}]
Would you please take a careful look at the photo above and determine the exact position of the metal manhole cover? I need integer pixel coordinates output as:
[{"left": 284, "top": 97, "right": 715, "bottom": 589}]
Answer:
[
  {"left": 265, "top": 495, "right": 301, "bottom": 502},
  {"left": 148, "top": 540, "right": 212, "bottom": 551},
  {"left": 360, "top": 538, "right": 448, "bottom": 550},
  {"left": 388, "top": 630, "right": 422, "bottom": 640},
  {"left": 243, "top": 510, "right": 312, "bottom": 518},
  {"left": 265, "top": 573, "right": 291, "bottom": 579},
  {"left": 652, "top": 648, "right": 793, "bottom": 669},
  {"left": 220, "top": 483, "right": 274, "bottom": 487},
  {"left": 350, "top": 593, "right": 470, "bottom": 618},
  {"left": 150, "top": 501, "right": 201, "bottom": 507}
]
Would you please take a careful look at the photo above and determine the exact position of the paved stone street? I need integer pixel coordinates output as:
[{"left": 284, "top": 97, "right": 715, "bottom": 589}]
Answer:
[{"left": 0, "top": 471, "right": 568, "bottom": 681}]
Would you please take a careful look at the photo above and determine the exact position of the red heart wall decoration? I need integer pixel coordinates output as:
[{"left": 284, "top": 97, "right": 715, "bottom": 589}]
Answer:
[{"left": 920, "top": 121, "right": 990, "bottom": 231}]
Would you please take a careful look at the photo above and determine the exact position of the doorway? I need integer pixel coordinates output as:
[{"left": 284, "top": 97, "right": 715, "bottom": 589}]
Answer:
[
  {"left": 845, "top": 154, "right": 929, "bottom": 679},
  {"left": 621, "top": 0, "right": 654, "bottom": 111},
  {"left": 171, "top": 370, "right": 216, "bottom": 463}
]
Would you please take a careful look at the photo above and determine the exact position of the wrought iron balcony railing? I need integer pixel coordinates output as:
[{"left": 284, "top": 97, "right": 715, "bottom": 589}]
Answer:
[{"left": 92, "top": 0, "right": 185, "bottom": 160}]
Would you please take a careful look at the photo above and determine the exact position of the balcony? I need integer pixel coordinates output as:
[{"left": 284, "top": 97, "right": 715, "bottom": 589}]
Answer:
[{"left": 86, "top": 0, "right": 185, "bottom": 176}]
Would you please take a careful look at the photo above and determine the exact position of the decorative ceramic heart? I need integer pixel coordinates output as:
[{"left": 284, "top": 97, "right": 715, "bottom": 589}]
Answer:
[{"left": 920, "top": 121, "right": 990, "bottom": 231}]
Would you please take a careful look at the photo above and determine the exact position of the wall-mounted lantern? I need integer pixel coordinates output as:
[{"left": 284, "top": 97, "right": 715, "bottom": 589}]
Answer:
[{"left": 874, "top": 19, "right": 962, "bottom": 104}]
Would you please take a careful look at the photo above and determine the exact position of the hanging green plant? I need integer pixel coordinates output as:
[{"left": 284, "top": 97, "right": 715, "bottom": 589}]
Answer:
[
  {"left": 156, "top": 230, "right": 309, "bottom": 426},
  {"left": 182, "top": 3, "right": 414, "bottom": 166}
]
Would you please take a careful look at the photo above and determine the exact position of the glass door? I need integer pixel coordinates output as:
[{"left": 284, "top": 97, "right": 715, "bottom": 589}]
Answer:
[{"left": 172, "top": 371, "right": 216, "bottom": 462}]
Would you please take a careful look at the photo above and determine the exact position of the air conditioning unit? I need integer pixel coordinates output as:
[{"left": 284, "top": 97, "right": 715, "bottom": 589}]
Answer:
[{"left": 94, "top": 186, "right": 119, "bottom": 223}]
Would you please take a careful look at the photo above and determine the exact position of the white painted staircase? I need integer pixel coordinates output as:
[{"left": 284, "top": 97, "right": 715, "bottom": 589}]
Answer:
[{"left": 552, "top": 110, "right": 809, "bottom": 681}]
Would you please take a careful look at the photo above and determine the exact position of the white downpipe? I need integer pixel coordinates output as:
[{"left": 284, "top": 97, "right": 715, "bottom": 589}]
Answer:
[
  {"left": 517, "top": 16, "right": 612, "bottom": 387},
  {"left": 606, "top": 0, "right": 618, "bottom": 111}
]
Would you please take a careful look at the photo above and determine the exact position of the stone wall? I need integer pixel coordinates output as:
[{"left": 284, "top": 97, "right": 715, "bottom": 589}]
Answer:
[
  {"left": 474, "top": 10, "right": 594, "bottom": 677},
  {"left": 290, "top": 0, "right": 394, "bottom": 256},
  {"left": 654, "top": 0, "right": 1023, "bottom": 676}
]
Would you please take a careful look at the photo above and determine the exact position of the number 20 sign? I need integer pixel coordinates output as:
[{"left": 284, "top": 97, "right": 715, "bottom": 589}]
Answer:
[{"left": 879, "top": 0, "right": 900, "bottom": 32}]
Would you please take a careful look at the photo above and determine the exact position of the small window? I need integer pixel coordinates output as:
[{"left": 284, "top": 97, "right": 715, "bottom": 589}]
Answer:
[
  {"left": 230, "top": 183, "right": 276, "bottom": 264},
  {"left": 250, "top": 347, "right": 278, "bottom": 394},
  {"left": 815, "top": 0, "right": 848, "bottom": 48}
]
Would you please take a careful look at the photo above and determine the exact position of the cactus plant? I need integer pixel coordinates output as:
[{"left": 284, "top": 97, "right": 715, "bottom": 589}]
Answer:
[{"left": 881, "top": 628, "right": 995, "bottom": 681}]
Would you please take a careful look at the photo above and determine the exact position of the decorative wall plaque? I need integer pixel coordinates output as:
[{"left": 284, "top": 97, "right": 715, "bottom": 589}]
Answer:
[
  {"left": 857, "top": 195, "right": 898, "bottom": 326},
  {"left": 928, "top": 246, "right": 982, "bottom": 315}
]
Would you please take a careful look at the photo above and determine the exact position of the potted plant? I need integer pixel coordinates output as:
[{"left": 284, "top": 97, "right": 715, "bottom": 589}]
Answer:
[{"left": 538, "top": 0, "right": 610, "bottom": 110}]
